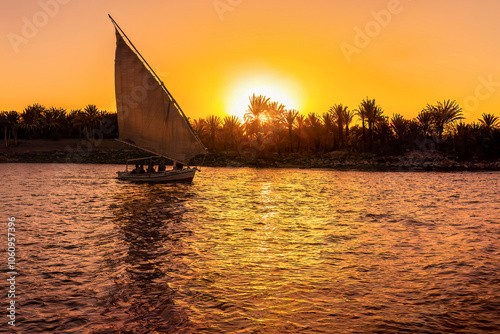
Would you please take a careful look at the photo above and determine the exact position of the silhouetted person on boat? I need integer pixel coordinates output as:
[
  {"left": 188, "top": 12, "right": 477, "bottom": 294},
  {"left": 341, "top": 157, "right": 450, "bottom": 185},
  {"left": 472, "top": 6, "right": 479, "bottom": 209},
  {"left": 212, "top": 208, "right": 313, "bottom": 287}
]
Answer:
[
  {"left": 158, "top": 161, "right": 166, "bottom": 172},
  {"left": 139, "top": 164, "right": 146, "bottom": 173},
  {"left": 173, "top": 162, "right": 184, "bottom": 170},
  {"left": 147, "top": 163, "right": 155, "bottom": 173},
  {"left": 130, "top": 164, "right": 139, "bottom": 174}
]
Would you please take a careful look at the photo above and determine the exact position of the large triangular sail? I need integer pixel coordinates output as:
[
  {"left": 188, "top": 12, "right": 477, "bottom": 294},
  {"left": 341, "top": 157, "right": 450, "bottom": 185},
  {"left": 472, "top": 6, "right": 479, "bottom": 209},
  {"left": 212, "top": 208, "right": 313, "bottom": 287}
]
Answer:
[{"left": 111, "top": 16, "right": 207, "bottom": 164}]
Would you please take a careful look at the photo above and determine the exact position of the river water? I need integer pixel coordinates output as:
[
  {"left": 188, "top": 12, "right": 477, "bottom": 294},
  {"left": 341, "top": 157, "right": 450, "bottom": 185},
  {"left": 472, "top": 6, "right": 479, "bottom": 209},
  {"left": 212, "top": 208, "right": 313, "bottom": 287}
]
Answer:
[{"left": 1, "top": 164, "right": 499, "bottom": 333}]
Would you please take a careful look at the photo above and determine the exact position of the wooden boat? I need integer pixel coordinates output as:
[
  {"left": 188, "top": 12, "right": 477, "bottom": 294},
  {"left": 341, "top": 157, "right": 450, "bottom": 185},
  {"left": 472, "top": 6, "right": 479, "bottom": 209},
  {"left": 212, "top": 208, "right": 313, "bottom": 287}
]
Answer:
[
  {"left": 117, "top": 160, "right": 197, "bottom": 183},
  {"left": 109, "top": 15, "right": 207, "bottom": 183}
]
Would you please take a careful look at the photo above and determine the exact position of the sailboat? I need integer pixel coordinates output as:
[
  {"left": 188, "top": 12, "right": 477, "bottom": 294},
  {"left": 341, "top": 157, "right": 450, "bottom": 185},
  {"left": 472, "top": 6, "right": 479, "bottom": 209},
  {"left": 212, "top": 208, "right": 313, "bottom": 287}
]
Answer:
[{"left": 110, "top": 15, "right": 207, "bottom": 183}]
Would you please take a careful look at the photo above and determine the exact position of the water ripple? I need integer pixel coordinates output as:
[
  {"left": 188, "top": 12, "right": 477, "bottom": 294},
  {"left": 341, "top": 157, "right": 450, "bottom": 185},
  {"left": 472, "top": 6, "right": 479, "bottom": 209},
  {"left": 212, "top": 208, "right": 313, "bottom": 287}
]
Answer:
[{"left": 0, "top": 164, "right": 499, "bottom": 333}]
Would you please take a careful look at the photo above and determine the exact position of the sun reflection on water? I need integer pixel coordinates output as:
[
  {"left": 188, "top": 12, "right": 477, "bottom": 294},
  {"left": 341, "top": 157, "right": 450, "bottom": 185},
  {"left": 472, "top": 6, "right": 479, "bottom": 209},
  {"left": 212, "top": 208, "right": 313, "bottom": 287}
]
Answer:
[
  {"left": 171, "top": 169, "right": 500, "bottom": 333},
  {"left": 2, "top": 165, "right": 499, "bottom": 333}
]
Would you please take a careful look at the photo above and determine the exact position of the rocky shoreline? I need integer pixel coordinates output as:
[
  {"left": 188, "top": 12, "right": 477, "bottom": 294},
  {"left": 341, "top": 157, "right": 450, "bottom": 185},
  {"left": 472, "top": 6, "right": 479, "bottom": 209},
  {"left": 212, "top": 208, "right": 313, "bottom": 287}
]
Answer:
[
  {"left": 192, "top": 151, "right": 500, "bottom": 171},
  {"left": 0, "top": 139, "right": 146, "bottom": 164},
  {"left": 1, "top": 139, "right": 499, "bottom": 171}
]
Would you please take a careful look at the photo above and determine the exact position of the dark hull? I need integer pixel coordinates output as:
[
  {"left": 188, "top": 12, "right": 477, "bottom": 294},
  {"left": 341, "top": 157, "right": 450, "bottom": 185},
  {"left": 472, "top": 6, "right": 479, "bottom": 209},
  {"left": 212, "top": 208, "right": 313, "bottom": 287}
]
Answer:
[{"left": 117, "top": 168, "right": 196, "bottom": 183}]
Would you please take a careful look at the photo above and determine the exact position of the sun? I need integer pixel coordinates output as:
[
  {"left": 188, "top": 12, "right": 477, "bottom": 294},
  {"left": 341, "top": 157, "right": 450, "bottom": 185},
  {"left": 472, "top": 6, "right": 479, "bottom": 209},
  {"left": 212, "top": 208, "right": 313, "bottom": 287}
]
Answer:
[{"left": 225, "top": 72, "right": 303, "bottom": 120}]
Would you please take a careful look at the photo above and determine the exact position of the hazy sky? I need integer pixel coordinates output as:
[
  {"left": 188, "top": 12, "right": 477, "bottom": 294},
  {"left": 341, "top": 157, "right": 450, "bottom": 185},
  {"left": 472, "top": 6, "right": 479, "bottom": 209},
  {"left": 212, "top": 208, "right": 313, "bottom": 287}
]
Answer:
[{"left": 2, "top": 0, "right": 500, "bottom": 121}]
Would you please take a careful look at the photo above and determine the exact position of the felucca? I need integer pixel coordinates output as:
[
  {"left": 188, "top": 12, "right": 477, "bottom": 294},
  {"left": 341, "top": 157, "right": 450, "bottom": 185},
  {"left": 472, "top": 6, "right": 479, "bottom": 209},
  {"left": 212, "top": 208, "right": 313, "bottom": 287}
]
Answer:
[{"left": 110, "top": 15, "right": 207, "bottom": 183}]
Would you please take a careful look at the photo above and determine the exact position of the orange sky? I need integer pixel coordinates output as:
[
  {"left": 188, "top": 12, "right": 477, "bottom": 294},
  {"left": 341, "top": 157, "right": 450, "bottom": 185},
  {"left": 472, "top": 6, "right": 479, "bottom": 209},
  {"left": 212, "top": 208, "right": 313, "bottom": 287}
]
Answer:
[{"left": 1, "top": 0, "right": 500, "bottom": 122}]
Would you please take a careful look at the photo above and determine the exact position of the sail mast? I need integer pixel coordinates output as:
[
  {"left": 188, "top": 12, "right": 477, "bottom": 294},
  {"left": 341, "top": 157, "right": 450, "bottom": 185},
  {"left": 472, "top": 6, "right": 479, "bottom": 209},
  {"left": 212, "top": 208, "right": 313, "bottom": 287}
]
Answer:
[{"left": 108, "top": 14, "right": 206, "bottom": 151}]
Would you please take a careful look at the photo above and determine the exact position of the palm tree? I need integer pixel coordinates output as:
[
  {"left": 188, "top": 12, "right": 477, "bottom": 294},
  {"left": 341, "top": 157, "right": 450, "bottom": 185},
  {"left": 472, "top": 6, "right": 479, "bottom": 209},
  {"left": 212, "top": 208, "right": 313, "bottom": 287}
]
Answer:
[
  {"left": 357, "top": 98, "right": 383, "bottom": 150},
  {"left": 452, "top": 121, "right": 474, "bottom": 158},
  {"left": 205, "top": 115, "right": 222, "bottom": 150},
  {"left": 407, "top": 119, "right": 421, "bottom": 144},
  {"left": 221, "top": 115, "right": 242, "bottom": 150},
  {"left": 63, "top": 109, "right": 77, "bottom": 137},
  {"left": 390, "top": 114, "right": 408, "bottom": 141},
  {"left": 98, "top": 111, "right": 118, "bottom": 138},
  {"left": 478, "top": 113, "right": 499, "bottom": 131},
  {"left": 266, "top": 101, "right": 286, "bottom": 127},
  {"left": 284, "top": 109, "right": 298, "bottom": 152},
  {"left": 244, "top": 119, "right": 258, "bottom": 138},
  {"left": 354, "top": 108, "right": 366, "bottom": 149},
  {"left": 7, "top": 111, "right": 19, "bottom": 146},
  {"left": 1, "top": 111, "right": 20, "bottom": 147},
  {"left": 426, "top": 99, "right": 463, "bottom": 139},
  {"left": 83, "top": 105, "right": 103, "bottom": 144},
  {"left": 19, "top": 104, "right": 44, "bottom": 138},
  {"left": 295, "top": 114, "right": 305, "bottom": 152},
  {"left": 322, "top": 112, "right": 336, "bottom": 150},
  {"left": 369, "top": 105, "right": 384, "bottom": 148},
  {"left": 417, "top": 110, "right": 433, "bottom": 137},
  {"left": 244, "top": 94, "right": 270, "bottom": 133},
  {"left": 376, "top": 116, "right": 391, "bottom": 145},
  {"left": 305, "top": 113, "right": 323, "bottom": 153},
  {"left": 329, "top": 104, "right": 347, "bottom": 147},
  {"left": 192, "top": 117, "right": 206, "bottom": 138},
  {"left": 0, "top": 112, "right": 8, "bottom": 147},
  {"left": 71, "top": 109, "right": 86, "bottom": 140},
  {"left": 343, "top": 108, "right": 354, "bottom": 146},
  {"left": 40, "top": 107, "right": 65, "bottom": 139},
  {"left": 264, "top": 124, "right": 287, "bottom": 156}
]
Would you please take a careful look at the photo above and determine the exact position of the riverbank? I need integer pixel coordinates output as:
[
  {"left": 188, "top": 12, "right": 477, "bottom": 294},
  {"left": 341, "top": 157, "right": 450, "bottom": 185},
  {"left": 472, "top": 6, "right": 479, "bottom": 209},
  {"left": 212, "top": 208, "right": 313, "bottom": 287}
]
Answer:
[
  {"left": 0, "top": 139, "right": 146, "bottom": 164},
  {"left": 1, "top": 139, "right": 499, "bottom": 171},
  {"left": 192, "top": 150, "right": 500, "bottom": 171}
]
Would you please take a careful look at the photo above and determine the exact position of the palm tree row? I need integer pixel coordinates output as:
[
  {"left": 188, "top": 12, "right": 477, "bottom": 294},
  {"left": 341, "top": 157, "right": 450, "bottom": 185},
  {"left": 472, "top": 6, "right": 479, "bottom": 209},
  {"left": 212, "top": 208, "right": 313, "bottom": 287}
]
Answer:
[
  {"left": 2, "top": 97, "right": 499, "bottom": 160},
  {"left": 0, "top": 104, "right": 118, "bottom": 147},
  {"left": 193, "top": 95, "right": 500, "bottom": 160}
]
